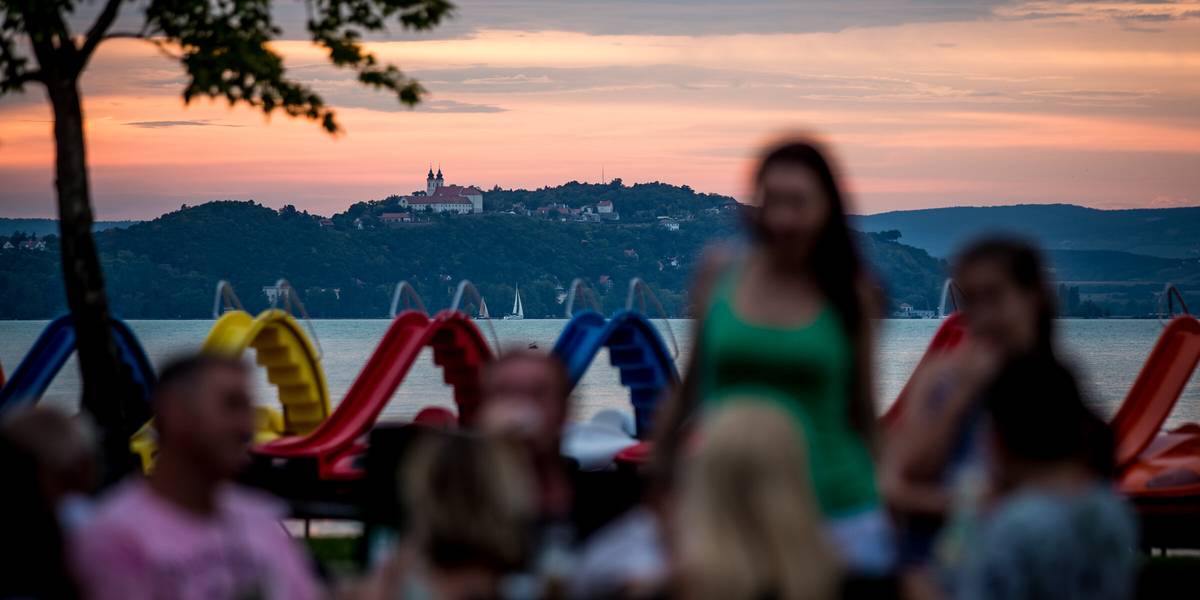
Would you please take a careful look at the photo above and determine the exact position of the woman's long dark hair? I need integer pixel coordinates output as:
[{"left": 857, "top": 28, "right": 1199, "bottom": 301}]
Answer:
[
  {"left": 651, "top": 140, "right": 880, "bottom": 488},
  {"left": 751, "top": 140, "right": 879, "bottom": 446}
]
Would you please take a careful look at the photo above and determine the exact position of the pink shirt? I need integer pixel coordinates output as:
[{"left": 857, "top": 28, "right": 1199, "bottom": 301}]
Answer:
[{"left": 71, "top": 479, "right": 319, "bottom": 600}]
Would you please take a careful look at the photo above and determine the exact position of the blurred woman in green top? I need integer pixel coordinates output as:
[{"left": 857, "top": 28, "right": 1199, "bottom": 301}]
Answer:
[{"left": 656, "top": 137, "right": 892, "bottom": 574}]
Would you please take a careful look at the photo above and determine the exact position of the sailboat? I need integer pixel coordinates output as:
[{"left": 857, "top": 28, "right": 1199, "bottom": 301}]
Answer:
[
  {"left": 476, "top": 298, "right": 490, "bottom": 320},
  {"left": 503, "top": 285, "right": 525, "bottom": 320}
]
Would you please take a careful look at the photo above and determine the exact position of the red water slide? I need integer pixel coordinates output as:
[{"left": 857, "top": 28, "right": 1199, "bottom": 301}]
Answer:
[
  {"left": 1110, "top": 316, "right": 1200, "bottom": 506},
  {"left": 1111, "top": 316, "right": 1200, "bottom": 469},
  {"left": 253, "top": 309, "right": 492, "bottom": 480}
]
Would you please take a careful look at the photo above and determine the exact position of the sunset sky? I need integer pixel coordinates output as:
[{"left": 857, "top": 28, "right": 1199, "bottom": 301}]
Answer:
[{"left": 1, "top": 0, "right": 1199, "bottom": 219}]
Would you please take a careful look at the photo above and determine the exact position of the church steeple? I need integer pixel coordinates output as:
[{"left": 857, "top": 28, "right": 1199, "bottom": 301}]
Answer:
[{"left": 426, "top": 165, "right": 438, "bottom": 196}]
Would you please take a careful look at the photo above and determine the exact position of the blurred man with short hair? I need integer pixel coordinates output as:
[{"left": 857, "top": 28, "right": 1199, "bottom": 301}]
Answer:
[{"left": 71, "top": 355, "right": 317, "bottom": 600}]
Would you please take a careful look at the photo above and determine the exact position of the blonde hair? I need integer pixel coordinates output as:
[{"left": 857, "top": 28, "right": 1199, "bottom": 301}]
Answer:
[
  {"left": 676, "top": 401, "right": 841, "bottom": 600},
  {"left": 400, "top": 433, "right": 535, "bottom": 570}
]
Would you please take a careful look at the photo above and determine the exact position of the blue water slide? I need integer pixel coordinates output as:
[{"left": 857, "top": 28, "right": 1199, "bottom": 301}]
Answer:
[
  {"left": 0, "top": 315, "right": 156, "bottom": 412},
  {"left": 551, "top": 309, "right": 679, "bottom": 437}
]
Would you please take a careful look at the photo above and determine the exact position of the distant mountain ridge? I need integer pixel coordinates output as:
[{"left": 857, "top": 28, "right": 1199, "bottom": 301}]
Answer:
[
  {"left": 852, "top": 204, "right": 1200, "bottom": 259},
  {"left": 0, "top": 218, "right": 138, "bottom": 237}
]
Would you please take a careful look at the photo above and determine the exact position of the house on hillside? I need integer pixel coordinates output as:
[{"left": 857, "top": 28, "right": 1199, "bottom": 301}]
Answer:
[
  {"left": 381, "top": 212, "right": 414, "bottom": 225},
  {"left": 658, "top": 217, "right": 680, "bottom": 232},
  {"left": 535, "top": 204, "right": 572, "bottom": 220}
]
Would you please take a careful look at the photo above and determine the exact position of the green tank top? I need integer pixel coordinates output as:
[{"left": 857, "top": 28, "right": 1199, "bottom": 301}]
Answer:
[{"left": 699, "top": 270, "right": 879, "bottom": 517}]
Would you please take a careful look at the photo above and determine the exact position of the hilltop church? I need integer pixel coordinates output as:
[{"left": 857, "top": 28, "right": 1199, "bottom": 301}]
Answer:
[{"left": 397, "top": 168, "right": 484, "bottom": 214}]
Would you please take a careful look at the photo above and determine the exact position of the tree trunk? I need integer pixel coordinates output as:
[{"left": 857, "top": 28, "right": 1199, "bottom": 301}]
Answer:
[{"left": 47, "top": 77, "right": 145, "bottom": 482}]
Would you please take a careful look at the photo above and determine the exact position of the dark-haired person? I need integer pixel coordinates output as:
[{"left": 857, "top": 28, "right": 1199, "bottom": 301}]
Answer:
[
  {"left": 2, "top": 406, "right": 99, "bottom": 533},
  {"left": 661, "top": 138, "right": 891, "bottom": 574},
  {"left": 475, "top": 350, "right": 579, "bottom": 593},
  {"left": 477, "top": 350, "right": 573, "bottom": 523},
  {"left": 0, "top": 409, "right": 86, "bottom": 600},
  {"left": 70, "top": 355, "right": 318, "bottom": 600},
  {"left": 951, "top": 358, "right": 1136, "bottom": 600},
  {"left": 882, "top": 239, "right": 1059, "bottom": 572},
  {"left": 356, "top": 433, "right": 535, "bottom": 600}
]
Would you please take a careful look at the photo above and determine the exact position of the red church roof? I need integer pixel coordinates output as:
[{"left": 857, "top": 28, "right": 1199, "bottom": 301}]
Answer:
[
  {"left": 431, "top": 184, "right": 483, "bottom": 198},
  {"left": 409, "top": 197, "right": 473, "bottom": 205}
]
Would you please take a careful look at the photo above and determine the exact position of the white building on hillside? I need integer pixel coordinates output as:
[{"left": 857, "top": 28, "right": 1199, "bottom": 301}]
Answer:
[{"left": 397, "top": 168, "right": 483, "bottom": 214}]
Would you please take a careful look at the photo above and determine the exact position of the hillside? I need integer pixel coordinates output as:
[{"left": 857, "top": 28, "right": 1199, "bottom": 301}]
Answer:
[
  {"left": 0, "top": 218, "right": 138, "bottom": 237},
  {"left": 1047, "top": 250, "right": 1200, "bottom": 285},
  {"left": 852, "top": 204, "right": 1200, "bottom": 259},
  {"left": 0, "top": 200, "right": 944, "bottom": 319}
]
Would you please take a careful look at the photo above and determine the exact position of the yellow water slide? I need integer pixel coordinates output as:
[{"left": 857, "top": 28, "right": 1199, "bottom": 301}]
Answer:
[{"left": 130, "top": 308, "right": 331, "bottom": 471}]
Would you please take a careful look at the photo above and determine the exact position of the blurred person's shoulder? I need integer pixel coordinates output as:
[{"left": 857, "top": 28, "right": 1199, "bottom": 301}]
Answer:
[
  {"left": 692, "top": 243, "right": 744, "bottom": 309},
  {"left": 85, "top": 478, "right": 156, "bottom": 525},
  {"left": 70, "top": 479, "right": 156, "bottom": 560},
  {"left": 985, "top": 484, "right": 1136, "bottom": 549}
]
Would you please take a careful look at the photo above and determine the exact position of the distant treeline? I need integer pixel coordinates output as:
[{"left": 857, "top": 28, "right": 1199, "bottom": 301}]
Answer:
[
  {"left": 0, "top": 217, "right": 137, "bottom": 237},
  {"left": 0, "top": 197, "right": 944, "bottom": 320},
  {"left": 5, "top": 182, "right": 1194, "bottom": 320}
]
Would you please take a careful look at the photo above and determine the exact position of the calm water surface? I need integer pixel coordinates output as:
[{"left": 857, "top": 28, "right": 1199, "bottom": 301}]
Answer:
[{"left": 1, "top": 319, "right": 1196, "bottom": 426}]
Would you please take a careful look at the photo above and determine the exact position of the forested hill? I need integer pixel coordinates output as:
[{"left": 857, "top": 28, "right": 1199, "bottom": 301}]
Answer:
[
  {"left": 0, "top": 200, "right": 945, "bottom": 319},
  {"left": 334, "top": 179, "right": 738, "bottom": 226},
  {"left": 852, "top": 204, "right": 1200, "bottom": 259}
]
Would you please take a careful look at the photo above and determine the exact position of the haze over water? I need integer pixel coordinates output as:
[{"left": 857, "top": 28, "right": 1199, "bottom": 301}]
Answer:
[{"left": 1, "top": 318, "right": 1195, "bottom": 427}]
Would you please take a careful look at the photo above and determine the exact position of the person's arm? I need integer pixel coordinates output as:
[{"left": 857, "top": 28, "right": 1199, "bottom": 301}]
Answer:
[
  {"left": 851, "top": 274, "right": 884, "bottom": 454},
  {"left": 649, "top": 244, "right": 733, "bottom": 489},
  {"left": 881, "top": 358, "right": 972, "bottom": 517},
  {"left": 883, "top": 342, "right": 1003, "bottom": 517}
]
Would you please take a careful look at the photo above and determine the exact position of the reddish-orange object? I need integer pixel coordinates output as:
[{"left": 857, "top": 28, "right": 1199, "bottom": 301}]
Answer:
[
  {"left": 1111, "top": 316, "right": 1200, "bottom": 470},
  {"left": 882, "top": 312, "right": 969, "bottom": 426},
  {"left": 1111, "top": 316, "right": 1200, "bottom": 507},
  {"left": 614, "top": 440, "right": 654, "bottom": 466},
  {"left": 254, "top": 309, "right": 492, "bottom": 480},
  {"left": 413, "top": 406, "right": 458, "bottom": 429}
]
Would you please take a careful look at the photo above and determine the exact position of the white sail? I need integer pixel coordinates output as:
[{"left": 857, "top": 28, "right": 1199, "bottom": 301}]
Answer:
[
  {"left": 504, "top": 285, "right": 525, "bottom": 320},
  {"left": 478, "top": 298, "right": 490, "bottom": 319}
]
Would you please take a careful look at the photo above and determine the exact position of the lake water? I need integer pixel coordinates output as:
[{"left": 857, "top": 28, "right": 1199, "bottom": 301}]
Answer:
[{"left": 1, "top": 319, "right": 1197, "bottom": 426}]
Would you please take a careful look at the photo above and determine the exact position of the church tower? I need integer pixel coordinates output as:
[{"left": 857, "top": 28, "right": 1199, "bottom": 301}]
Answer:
[
  {"left": 426, "top": 166, "right": 437, "bottom": 196},
  {"left": 435, "top": 167, "right": 444, "bottom": 191}
]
